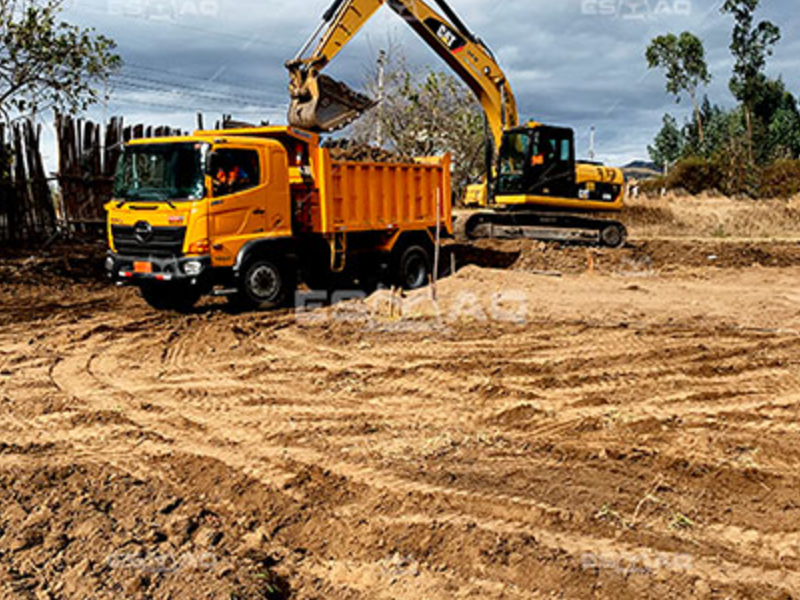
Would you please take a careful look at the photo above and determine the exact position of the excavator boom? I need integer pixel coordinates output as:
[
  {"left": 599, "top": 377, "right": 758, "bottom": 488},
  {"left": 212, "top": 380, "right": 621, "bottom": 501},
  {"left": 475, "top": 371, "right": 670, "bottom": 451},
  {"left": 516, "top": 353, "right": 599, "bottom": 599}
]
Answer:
[{"left": 286, "top": 0, "right": 518, "bottom": 151}]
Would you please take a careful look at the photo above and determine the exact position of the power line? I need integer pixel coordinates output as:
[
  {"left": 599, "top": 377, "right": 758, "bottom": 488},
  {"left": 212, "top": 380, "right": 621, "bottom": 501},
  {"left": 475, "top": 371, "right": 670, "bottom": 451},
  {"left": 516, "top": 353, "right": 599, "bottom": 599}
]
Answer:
[
  {"left": 67, "top": 0, "right": 290, "bottom": 51},
  {"left": 109, "top": 83, "right": 283, "bottom": 114},
  {"left": 124, "top": 63, "right": 280, "bottom": 98},
  {"left": 107, "top": 95, "right": 284, "bottom": 116},
  {"left": 110, "top": 74, "right": 280, "bottom": 107}
]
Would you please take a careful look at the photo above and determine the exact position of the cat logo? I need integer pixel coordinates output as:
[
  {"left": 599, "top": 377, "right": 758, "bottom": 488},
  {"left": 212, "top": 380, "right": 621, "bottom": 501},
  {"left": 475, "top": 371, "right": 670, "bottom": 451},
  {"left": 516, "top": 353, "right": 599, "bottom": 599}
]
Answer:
[{"left": 424, "top": 17, "right": 466, "bottom": 53}]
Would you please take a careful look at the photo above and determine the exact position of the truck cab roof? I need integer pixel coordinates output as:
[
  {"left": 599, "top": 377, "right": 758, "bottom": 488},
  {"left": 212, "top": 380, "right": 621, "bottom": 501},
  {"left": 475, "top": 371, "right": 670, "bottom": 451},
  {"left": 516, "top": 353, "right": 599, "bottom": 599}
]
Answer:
[{"left": 125, "top": 126, "right": 320, "bottom": 149}]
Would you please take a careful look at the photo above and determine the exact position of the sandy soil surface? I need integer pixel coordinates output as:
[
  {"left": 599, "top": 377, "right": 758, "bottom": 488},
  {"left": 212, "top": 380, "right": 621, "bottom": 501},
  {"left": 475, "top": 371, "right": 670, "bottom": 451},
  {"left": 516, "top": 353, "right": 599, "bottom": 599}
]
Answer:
[{"left": 1, "top": 235, "right": 800, "bottom": 599}]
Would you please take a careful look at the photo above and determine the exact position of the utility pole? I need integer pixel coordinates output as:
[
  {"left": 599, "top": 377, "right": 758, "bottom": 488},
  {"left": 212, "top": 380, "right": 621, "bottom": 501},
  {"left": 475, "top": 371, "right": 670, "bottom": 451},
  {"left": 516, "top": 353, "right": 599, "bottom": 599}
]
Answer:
[
  {"left": 588, "top": 125, "right": 596, "bottom": 162},
  {"left": 376, "top": 49, "right": 387, "bottom": 147}
]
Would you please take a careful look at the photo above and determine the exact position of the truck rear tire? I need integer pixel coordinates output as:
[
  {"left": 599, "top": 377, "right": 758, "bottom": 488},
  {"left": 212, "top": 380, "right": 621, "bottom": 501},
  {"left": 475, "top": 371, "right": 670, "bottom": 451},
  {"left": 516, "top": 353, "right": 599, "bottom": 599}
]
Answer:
[
  {"left": 395, "top": 244, "right": 432, "bottom": 291},
  {"left": 140, "top": 283, "right": 201, "bottom": 313},
  {"left": 233, "top": 257, "right": 295, "bottom": 311}
]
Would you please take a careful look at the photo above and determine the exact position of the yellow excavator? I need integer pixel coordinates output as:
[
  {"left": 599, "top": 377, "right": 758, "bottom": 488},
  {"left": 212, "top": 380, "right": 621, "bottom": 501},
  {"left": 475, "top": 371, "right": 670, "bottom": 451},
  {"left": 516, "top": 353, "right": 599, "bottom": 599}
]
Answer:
[{"left": 286, "top": 0, "right": 628, "bottom": 247}]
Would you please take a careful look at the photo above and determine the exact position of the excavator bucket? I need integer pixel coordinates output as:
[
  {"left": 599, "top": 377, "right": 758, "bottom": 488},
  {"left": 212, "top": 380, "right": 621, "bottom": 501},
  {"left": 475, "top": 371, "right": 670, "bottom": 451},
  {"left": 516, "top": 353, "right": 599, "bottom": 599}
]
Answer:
[{"left": 287, "top": 69, "right": 375, "bottom": 133}]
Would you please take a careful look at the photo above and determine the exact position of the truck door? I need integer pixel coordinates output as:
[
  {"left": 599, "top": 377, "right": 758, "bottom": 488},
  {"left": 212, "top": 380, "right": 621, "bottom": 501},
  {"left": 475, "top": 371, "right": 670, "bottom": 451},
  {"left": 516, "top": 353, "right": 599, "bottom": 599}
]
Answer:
[{"left": 207, "top": 147, "right": 267, "bottom": 266}]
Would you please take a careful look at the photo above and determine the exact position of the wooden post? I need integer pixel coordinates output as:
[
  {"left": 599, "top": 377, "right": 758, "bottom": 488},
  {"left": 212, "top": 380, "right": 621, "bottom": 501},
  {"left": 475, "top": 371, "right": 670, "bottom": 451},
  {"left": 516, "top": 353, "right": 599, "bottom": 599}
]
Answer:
[{"left": 432, "top": 187, "right": 442, "bottom": 302}]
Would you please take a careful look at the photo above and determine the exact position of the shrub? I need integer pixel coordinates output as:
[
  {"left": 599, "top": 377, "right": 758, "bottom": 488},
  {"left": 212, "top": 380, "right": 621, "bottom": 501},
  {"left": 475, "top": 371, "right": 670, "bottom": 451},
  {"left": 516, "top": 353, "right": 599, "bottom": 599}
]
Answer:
[
  {"left": 759, "top": 159, "right": 800, "bottom": 198},
  {"left": 665, "top": 157, "right": 724, "bottom": 195},
  {"left": 637, "top": 176, "right": 666, "bottom": 197}
]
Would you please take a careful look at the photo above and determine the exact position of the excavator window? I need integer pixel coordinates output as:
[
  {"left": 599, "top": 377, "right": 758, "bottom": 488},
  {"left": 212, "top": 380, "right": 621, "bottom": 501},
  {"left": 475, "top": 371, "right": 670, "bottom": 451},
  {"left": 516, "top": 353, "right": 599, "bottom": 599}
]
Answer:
[
  {"left": 559, "top": 139, "right": 571, "bottom": 162},
  {"left": 498, "top": 131, "right": 530, "bottom": 176},
  {"left": 529, "top": 128, "right": 576, "bottom": 197}
]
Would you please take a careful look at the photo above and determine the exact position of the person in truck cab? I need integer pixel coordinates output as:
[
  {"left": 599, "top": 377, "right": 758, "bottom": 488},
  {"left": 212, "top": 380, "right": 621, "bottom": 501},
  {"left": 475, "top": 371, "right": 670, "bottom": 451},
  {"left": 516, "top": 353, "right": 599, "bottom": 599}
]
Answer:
[{"left": 213, "top": 159, "right": 251, "bottom": 195}]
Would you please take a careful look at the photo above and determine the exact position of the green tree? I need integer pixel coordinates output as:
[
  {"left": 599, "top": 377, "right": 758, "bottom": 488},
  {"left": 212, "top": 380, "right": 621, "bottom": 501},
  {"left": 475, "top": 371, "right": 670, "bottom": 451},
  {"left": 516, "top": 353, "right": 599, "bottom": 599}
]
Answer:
[
  {"left": 701, "top": 101, "right": 738, "bottom": 159},
  {"left": 720, "top": 0, "right": 781, "bottom": 160},
  {"left": 681, "top": 97, "right": 733, "bottom": 159},
  {"left": 648, "top": 114, "right": 684, "bottom": 169},
  {"left": 646, "top": 32, "right": 711, "bottom": 143},
  {"left": 0, "top": 0, "right": 121, "bottom": 123},
  {"left": 768, "top": 108, "right": 800, "bottom": 159},
  {"left": 351, "top": 47, "right": 485, "bottom": 199},
  {"left": 752, "top": 78, "right": 800, "bottom": 161}
]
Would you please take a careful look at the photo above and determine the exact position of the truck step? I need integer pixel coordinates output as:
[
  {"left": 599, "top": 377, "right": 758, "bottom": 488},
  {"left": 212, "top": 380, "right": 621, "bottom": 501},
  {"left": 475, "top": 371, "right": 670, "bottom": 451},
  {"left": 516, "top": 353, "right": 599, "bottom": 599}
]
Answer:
[{"left": 211, "top": 288, "right": 239, "bottom": 297}]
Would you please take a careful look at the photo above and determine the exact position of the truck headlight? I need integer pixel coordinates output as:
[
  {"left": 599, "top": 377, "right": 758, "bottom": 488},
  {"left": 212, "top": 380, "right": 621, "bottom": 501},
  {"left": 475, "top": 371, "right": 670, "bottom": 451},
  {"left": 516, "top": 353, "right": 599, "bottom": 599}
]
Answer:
[
  {"left": 105, "top": 256, "right": 115, "bottom": 272},
  {"left": 184, "top": 261, "right": 204, "bottom": 276}
]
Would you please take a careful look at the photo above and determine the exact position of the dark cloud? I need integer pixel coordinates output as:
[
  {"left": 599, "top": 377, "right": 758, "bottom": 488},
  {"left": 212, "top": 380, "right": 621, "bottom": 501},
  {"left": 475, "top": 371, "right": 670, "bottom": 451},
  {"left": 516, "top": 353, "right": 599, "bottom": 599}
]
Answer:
[{"left": 59, "top": 0, "right": 800, "bottom": 165}]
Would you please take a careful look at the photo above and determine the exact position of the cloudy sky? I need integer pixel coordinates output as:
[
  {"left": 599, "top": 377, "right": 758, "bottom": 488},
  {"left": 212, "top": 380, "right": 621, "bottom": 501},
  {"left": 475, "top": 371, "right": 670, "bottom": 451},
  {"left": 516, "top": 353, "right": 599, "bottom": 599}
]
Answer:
[{"left": 50, "top": 0, "right": 800, "bottom": 167}]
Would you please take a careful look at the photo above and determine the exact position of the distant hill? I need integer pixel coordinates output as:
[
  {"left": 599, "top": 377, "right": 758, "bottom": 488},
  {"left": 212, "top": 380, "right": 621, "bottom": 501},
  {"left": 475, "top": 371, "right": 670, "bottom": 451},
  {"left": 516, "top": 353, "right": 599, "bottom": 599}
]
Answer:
[
  {"left": 622, "top": 160, "right": 661, "bottom": 180},
  {"left": 624, "top": 160, "right": 658, "bottom": 171}
]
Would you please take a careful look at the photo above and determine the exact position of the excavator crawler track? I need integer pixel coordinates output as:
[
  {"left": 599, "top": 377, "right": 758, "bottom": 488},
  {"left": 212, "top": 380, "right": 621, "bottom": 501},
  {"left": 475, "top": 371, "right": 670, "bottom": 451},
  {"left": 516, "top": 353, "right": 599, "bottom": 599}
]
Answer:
[{"left": 463, "top": 211, "right": 628, "bottom": 248}]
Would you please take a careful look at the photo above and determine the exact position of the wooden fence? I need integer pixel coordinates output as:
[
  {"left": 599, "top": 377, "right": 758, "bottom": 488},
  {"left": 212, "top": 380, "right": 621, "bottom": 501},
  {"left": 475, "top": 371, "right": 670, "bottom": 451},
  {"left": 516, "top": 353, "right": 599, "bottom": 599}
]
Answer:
[
  {"left": 0, "top": 114, "right": 247, "bottom": 245},
  {"left": 0, "top": 120, "right": 56, "bottom": 244},
  {"left": 56, "top": 115, "right": 185, "bottom": 227}
]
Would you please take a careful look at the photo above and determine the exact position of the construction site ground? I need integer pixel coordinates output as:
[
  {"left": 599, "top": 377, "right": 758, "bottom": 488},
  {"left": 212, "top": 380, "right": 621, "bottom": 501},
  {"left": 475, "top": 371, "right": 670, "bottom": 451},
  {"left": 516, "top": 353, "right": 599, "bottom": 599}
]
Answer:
[{"left": 1, "top": 195, "right": 800, "bottom": 600}]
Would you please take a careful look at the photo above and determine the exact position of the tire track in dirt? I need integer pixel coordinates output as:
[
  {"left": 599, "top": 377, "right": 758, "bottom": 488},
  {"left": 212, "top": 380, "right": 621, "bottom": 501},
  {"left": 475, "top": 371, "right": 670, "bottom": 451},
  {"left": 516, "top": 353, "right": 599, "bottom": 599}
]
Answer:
[
  {"left": 5, "top": 259, "right": 800, "bottom": 599},
  {"left": 38, "top": 318, "right": 800, "bottom": 596},
  {"left": 40, "top": 328, "right": 628, "bottom": 596}
]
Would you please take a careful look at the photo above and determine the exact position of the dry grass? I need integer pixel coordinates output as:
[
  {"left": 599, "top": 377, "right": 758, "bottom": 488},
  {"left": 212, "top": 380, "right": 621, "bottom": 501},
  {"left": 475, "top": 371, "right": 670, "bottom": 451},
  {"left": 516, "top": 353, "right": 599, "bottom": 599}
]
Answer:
[{"left": 623, "top": 193, "right": 800, "bottom": 240}]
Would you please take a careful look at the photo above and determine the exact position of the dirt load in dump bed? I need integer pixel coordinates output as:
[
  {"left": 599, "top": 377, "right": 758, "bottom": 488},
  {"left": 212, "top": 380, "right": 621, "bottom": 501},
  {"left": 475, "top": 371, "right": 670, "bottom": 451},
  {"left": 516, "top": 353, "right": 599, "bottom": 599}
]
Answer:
[{"left": 323, "top": 139, "right": 412, "bottom": 163}]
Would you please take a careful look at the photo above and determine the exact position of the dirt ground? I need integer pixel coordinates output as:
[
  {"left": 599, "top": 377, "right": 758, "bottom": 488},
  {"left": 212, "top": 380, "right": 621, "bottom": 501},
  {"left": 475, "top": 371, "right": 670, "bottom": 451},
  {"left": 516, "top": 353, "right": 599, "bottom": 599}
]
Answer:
[{"left": 2, "top": 200, "right": 800, "bottom": 599}]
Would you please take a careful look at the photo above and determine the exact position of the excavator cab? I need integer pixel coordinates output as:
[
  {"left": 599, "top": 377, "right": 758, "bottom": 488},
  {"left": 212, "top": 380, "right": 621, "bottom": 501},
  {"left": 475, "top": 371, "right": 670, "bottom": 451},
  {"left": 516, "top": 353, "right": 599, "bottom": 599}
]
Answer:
[{"left": 496, "top": 125, "right": 577, "bottom": 199}]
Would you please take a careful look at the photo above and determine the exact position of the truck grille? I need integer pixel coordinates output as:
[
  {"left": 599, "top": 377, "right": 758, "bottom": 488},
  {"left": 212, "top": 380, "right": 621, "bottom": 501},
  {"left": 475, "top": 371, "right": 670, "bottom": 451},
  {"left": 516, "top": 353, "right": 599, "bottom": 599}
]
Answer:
[{"left": 112, "top": 224, "right": 186, "bottom": 258}]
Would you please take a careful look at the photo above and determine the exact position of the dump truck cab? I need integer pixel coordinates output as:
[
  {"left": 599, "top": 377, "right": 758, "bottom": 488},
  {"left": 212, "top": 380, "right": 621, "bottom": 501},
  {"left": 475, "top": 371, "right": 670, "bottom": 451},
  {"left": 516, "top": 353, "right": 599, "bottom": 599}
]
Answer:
[
  {"left": 106, "top": 131, "right": 295, "bottom": 308},
  {"left": 106, "top": 126, "right": 452, "bottom": 312}
]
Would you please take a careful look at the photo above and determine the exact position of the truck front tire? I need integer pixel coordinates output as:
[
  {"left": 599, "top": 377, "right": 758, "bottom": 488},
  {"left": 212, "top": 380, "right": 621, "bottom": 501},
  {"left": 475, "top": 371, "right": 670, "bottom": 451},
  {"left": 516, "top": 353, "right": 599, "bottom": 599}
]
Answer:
[
  {"left": 395, "top": 244, "right": 432, "bottom": 291},
  {"left": 232, "top": 257, "right": 295, "bottom": 311}
]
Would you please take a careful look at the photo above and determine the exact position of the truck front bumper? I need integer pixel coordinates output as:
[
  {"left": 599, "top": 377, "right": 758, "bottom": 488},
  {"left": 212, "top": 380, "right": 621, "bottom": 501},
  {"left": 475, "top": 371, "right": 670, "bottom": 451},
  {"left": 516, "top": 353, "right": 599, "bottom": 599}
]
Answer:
[{"left": 106, "top": 253, "right": 212, "bottom": 286}]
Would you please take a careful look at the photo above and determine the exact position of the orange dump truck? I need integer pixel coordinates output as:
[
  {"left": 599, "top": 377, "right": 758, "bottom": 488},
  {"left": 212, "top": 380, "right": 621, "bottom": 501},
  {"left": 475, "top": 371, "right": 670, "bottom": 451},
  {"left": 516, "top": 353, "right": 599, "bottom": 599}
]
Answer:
[{"left": 105, "top": 126, "right": 452, "bottom": 311}]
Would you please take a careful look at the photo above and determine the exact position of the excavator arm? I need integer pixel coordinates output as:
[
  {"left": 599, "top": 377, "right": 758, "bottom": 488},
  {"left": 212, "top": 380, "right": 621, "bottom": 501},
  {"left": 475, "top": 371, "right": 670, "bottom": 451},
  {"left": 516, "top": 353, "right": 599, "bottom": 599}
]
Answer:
[{"left": 286, "top": 0, "right": 518, "bottom": 152}]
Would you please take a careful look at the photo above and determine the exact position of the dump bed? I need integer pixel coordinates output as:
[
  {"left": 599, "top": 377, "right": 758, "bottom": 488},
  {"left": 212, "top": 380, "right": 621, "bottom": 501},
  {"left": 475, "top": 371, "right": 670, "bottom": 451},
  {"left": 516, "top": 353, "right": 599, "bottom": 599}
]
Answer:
[
  {"left": 316, "top": 151, "right": 452, "bottom": 236},
  {"left": 184, "top": 126, "right": 453, "bottom": 239}
]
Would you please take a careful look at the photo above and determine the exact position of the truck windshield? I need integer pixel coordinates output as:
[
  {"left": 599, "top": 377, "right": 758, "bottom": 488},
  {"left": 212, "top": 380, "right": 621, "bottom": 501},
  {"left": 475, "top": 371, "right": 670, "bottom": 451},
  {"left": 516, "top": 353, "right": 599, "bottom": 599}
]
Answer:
[{"left": 115, "top": 143, "right": 207, "bottom": 202}]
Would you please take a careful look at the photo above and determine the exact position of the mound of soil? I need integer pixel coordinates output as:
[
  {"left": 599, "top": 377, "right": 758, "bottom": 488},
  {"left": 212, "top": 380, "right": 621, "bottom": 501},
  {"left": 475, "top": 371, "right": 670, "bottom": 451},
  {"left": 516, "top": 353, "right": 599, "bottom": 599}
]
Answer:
[{"left": 447, "top": 238, "right": 800, "bottom": 276}]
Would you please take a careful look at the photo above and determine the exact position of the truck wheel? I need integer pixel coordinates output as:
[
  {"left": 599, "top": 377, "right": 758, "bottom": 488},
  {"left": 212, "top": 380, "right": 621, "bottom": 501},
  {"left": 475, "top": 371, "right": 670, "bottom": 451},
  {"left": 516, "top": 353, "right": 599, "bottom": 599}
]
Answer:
[
  {"left": 395, "top": 244, "right": 431, "bottom": 291},
  {"left": 599, "top": 223, "right": 627, "bottom": 249},
  {"left": 234, "top": 257, "right": 295, "bottom": 310},
  {"left": 140, "top": 283, "right": 200, "bottom": 313}
]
